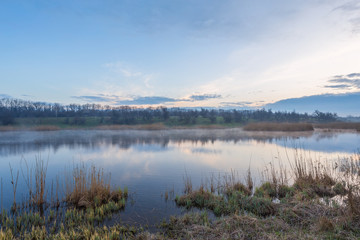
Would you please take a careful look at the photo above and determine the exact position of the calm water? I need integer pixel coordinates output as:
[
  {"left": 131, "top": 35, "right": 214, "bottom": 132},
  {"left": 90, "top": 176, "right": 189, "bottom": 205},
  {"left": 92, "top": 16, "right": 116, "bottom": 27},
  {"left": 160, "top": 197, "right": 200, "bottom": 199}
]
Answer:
[{"left": 0, "top": 129, "right": 359, "bottom": 226}]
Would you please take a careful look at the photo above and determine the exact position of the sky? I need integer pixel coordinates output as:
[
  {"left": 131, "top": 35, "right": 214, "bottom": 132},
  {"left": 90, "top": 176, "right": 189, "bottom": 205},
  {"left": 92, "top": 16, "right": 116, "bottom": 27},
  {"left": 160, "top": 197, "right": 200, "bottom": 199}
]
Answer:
[{"left": 1, "top": 0, "right": 360, "bottom": 108}]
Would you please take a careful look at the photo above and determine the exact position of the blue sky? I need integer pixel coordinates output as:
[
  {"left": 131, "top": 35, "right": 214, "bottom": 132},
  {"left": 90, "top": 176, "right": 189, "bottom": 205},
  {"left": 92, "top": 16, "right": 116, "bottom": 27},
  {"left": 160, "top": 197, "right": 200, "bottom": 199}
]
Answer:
[{"left": 1, "top": 0, "right": 360, "bottom": 108}]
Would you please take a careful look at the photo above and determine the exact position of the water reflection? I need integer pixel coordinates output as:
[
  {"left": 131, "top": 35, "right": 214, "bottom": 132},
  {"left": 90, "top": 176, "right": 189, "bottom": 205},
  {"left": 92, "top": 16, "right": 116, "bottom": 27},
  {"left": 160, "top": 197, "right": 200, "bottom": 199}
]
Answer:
[
  {"left": 0, "top": 129, "right": 359, "bottom": 226},
  {"left": 0, "top": 129, "right": 349, "bottom": 157}
]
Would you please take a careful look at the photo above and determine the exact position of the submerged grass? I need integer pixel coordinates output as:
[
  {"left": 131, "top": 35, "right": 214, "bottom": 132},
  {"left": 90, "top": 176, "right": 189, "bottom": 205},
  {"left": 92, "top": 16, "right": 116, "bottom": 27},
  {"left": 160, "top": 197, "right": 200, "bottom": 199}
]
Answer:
[{"left": 0, "top": 160, "right": 129, "bottom": 239}]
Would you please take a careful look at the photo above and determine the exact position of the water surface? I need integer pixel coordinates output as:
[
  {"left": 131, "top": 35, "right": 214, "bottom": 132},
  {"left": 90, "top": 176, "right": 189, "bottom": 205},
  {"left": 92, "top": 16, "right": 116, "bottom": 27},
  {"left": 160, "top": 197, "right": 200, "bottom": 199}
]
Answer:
[{"left": 0, "top": 129, "right": 359, "bottom": 226}]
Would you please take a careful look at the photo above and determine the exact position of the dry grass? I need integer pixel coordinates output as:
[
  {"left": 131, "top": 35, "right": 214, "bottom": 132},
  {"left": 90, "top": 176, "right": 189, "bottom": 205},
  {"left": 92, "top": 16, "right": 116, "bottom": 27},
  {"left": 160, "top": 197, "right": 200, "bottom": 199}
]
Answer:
[
  {"left": 244, "top": 122, "right": 314, "bottom": 132},
  {"left": 161, "top": 211, "right": 332, "bottom": 240},
  {"left": 291, "top": 149, "right": 336, "bottom": 191},
  {"left": 183, "top": 171, "right": 193, "bottom": 194},
  {"left": 314, "top": 122, "right": 360, "bottom": 131},
  {"left": 33, "top": 157, "right": 48, "bottom": 206},
  {"left": 95, "top": 123, "right": 168, "bottom": 130},
  {"left": 32, "top": 125, "right": 61, "bottom": 131},
  {"left": 64, "top": 163, "right": 123, "bottom": 208},
  {"left": 0, "top": 125, "right": 60, "bottom": 131},
  {"left": 172, "top": 125, "right": 228, "bottom": 129},
  {"left": 0, "top": 126, "right": 18, "bottom": 131},
  {"left": 173, "top": 152, "right": 360, "bottom": 239},
  {"left": 1, "top": 178, "right": 3, "bottom": 211},
  {"left": 20, "top": 157, "right": 49, "bottom": 208},
  {"left": 221, "top": 169, "right": 252, "bottom": 196},
  {"left": 9, "top": 164, "right": 19, "bottom": 210},
  {"left": 96, "top": 123, "right": 230, "bottom": 130}
]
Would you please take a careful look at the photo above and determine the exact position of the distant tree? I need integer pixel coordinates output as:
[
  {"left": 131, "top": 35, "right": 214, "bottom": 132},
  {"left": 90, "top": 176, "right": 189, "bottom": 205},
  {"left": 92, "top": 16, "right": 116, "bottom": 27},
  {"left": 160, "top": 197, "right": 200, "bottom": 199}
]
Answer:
[
  {"left": 222, "top": 111, "right": 233, "bottom": 123},
  {"left": 71, "top": 117, "right": 86, "bottom": 125},
  {"left": 209, "top": 110, "right": 217, "bottom": 123},
  {"left": 0, "top": 111, "right": 15, "bottom": 125},
  {"left": 161, "top": 107, "right": 169, "bottom": 121}
]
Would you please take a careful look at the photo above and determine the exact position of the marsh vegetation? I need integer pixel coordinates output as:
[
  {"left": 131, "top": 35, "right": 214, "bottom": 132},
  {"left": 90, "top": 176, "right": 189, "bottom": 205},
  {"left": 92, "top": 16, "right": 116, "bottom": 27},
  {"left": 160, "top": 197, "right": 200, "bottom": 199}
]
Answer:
[
  {"left": 243, "top": 122, "right": 314, "bottom": 132},
  {"left": 169, "top": 152, "right": 360, "bottom": 239},
  {"left": 0, "top": 160, "right": 129, "bottom": 239},
  {"left": 1, "top": 151, "right": 360, "bottom": 239}
]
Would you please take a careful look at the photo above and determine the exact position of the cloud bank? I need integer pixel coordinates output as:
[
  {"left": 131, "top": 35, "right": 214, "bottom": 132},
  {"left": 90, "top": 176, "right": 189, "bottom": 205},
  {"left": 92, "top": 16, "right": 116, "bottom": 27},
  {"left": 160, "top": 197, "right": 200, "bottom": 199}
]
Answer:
[
  {"left": 0, "top": 94, "right": 11, "bottom": 99},
  {"left": 72, "top": 93, "right": 222, "bottom": 106},
  {"left": 324, "top": 73, "right": 360, "bottom": 90}
]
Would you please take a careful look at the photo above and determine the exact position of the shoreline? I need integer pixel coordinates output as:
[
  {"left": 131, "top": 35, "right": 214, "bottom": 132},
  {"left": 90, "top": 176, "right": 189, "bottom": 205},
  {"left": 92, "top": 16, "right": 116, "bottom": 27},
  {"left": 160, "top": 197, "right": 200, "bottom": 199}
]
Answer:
[{"left": 0, "top": 123, "right": 359, "bottom": 133}]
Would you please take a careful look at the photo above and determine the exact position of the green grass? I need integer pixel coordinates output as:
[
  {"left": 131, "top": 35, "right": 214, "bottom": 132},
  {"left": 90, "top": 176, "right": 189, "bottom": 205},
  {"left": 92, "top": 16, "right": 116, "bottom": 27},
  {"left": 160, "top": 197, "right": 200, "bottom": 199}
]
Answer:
[
  {"left": 0, "top": 116, "right": 246, "bottom": 131},
  {"left": 15, "top": 117, "right": 108, "bottom": 128}
]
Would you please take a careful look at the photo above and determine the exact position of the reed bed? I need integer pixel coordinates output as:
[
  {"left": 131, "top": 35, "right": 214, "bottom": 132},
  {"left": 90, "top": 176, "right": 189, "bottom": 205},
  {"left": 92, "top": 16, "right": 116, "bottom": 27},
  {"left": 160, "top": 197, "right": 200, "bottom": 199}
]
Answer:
[
  {"left": 314, "top": 122, "right": 360, "bottom": 131},
  {"left": 0, "top": 160, "right": 129, "bottom": 239},
  {"left": 173, "top": 151, "right": 360, "bottom": 239},
  {"left": 0, "top": 125, "right": 60, "bottom": 132},
  {"left": 32, "top": 125, "right": 61, "bottom": 131},
  {"left": 243, "top": 122, "right": 314, "bottom": 131},
  {"left": 95, "top": 123, "right": 168, "bottom": 130},
  {"left": 2, "top": 151, "right": 360, "bottom": 239},
  {"left": 63, "top": 162, "right": 128, "bottom": 209}
]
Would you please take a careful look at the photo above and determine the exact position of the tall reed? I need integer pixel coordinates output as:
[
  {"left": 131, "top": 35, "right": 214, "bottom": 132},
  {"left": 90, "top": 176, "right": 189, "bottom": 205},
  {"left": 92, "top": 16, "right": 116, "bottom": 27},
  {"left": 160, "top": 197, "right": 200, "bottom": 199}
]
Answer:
[
  {"left": 183, "top": 170, "right": 192, "bottom": 194},
  {"left": 65, "top": 163, "right": 112, "bottom": 208},
  {"left": 20, "top": 158, "right": 33, "bottom": 205},
  {"left": 1, "top": 177, "right": 3, "bottom": 212},
  {"left": 9, "top": 164, "right": 19, "bottom": 211},
  {"left": 34, "top": 157, "right": 48, "bottom": 206}
]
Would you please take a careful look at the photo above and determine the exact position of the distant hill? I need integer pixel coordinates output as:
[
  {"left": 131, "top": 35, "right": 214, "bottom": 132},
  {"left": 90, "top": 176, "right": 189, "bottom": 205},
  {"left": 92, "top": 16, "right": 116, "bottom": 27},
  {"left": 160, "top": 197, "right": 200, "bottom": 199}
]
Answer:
[{"left": 265, "top": 92, "right": 360, "bottom": 117}]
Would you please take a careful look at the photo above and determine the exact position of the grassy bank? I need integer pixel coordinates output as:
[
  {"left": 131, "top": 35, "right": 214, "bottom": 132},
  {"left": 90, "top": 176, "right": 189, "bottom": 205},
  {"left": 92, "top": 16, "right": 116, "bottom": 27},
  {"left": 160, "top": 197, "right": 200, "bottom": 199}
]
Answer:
[
  {"left": 165, "top": 152, "right": 360, "bottom": 239},
  {"left": 2, "top": 117, "right": 359, "bottom": 132},
  {"left": 0, "top": 117, "right": 241, "bottom": 131}
]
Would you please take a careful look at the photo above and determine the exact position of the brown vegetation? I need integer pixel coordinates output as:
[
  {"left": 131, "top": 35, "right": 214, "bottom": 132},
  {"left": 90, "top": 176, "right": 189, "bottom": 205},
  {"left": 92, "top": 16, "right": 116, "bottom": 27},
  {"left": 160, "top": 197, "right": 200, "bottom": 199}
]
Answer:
[
  {"left": 314, "top": 122, "right": 360, "bottom": 131},
  {"left": 243, "top": 122, "right": 314, "bottom": 131},
  {"left": 2, "top": 150, "right": 360, "bottom": 239},
  {"left": 0, "top": 125, "right": 60, "bottom": 131},
  {"left": 32, "top": 125, "right": 61, "bottom": 131},
  {"left": 95, "top": 123, "right": 168, "bottom": 130},
  {"left": 64, "top": 163, "right": 123, "bottom": 208},
  {"left": 172, "top": 151, "right": 360, "bottom": 239}
]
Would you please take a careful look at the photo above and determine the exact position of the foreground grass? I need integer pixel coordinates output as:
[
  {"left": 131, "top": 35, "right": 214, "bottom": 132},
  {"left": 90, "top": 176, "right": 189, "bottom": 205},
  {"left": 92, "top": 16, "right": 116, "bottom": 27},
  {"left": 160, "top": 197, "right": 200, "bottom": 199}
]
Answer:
[
  {"left": 1, "top": 153, "right": 360, "bottom": 239},
  {"left": 169, "top": 153, "right": 360, "bottom": 239},
  {"left": 0, "top": 162, "right": 130, "bottom": 239}
]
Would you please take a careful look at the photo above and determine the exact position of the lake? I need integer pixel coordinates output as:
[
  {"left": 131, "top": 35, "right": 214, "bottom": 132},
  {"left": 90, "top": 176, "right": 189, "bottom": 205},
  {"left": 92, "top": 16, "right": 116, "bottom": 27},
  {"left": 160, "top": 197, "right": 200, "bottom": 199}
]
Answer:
[{"left": 0, "top": 129, "right": 359, "bottom": 227}]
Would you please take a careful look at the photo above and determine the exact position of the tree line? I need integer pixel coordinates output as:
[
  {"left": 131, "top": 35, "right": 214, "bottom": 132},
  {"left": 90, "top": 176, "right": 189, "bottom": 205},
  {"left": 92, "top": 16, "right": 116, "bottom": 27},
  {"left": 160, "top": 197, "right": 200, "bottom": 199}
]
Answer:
[{"left": 0, "top": 98, "right": 338, "bottom": 125}]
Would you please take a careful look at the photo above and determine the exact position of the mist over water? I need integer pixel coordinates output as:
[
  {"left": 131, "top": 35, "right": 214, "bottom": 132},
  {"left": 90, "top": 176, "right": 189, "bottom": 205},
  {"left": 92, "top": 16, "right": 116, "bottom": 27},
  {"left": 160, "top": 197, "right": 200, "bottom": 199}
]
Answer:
[{"left": 0, "top": 129, "right": 359, "bottom": 226}]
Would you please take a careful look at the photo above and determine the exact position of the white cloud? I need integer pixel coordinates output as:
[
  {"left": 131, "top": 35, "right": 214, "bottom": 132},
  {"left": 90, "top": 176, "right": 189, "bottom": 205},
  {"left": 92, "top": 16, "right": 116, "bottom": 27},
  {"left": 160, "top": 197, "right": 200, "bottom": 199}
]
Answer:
[
  {"left": 190, "top": 0, "right": 360, "bottom": 105},
  {"left": 103, "top": 61, "right": 155, "bottom": 91},
  {"left": 104, "top": 62, "right": 142, "bottom": 77}
]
